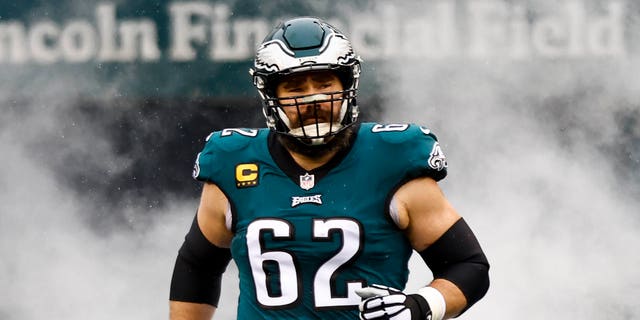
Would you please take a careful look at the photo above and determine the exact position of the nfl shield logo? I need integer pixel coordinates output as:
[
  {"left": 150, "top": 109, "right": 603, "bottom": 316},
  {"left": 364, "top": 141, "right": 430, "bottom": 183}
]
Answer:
[{"left": 299, "top": 173, "right": 315, "bottom": 190}]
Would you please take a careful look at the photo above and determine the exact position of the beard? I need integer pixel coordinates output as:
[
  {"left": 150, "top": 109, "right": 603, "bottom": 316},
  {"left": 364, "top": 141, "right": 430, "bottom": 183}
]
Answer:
[{"left": 277, "top": 125, "right": 356, "bottom": 159}]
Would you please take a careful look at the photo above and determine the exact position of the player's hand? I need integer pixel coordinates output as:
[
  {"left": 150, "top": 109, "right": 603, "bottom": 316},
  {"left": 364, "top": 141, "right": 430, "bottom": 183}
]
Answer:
[{"left": 355, "top": 284, "right": 432, "bottom": 320}]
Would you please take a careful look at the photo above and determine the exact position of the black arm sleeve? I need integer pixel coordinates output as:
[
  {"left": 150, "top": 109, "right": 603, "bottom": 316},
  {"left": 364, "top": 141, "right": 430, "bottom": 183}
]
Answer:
[
  {"left": 169, "top": 216, "right": 232, "bottom": 306},
  {"left": 419, "top": 218, "right": 490, "bottom": 315}
]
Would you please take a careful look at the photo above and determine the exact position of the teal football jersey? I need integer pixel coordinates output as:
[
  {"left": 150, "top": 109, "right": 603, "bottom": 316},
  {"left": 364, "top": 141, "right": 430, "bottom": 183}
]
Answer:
[{"left": 193, "top": 123, "right": 447, "bottom": 319}]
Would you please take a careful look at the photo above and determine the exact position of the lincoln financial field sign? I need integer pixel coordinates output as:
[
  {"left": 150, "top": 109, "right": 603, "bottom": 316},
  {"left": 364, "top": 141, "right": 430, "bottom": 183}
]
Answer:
[
  {"left": 0, "top": 0, "right": 634, "bottom": 97},
  {"left": 0, "top": 0, "right": 629, "bottom": 64}
]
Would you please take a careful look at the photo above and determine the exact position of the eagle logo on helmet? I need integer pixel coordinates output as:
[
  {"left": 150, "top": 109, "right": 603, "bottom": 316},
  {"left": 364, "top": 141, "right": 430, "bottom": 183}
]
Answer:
[{"left": 254, "top": 33, "right": 355, "bottom": 73}]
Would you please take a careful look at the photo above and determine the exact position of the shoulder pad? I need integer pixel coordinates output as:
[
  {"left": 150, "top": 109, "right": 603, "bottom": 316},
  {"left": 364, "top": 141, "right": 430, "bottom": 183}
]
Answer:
[
  {"left": 204, "top": 128, "right": 261, "bottom": 152},
  {"left": 363, "top": 123, "right": 448, "bottom": 181},
  {"left": 368, "top": 123, "right": 438, "bottom": 144},
  {"left": 192, "top": 128, "right": 264, "bottom": 182}
]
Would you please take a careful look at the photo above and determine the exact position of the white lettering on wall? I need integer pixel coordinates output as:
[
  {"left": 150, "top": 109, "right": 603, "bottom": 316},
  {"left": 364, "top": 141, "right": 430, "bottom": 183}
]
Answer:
[
  {"left": 468, "top": 1, "right": 509, "bottom": 59},
  {"left": 210, "top": 5, "right": 268, "bottom": 61},
  {"left": 465, "top": 0, "right": 626, "bottom": 59},
  {"left": 0, "top": 0, "right": 630, "bottom": 64},
  {"left": 60, "top": 20, "right": 97, "bottom": 62},
  {"left": 0, "top": 3, "right": 159, "bottom": 64},
  {"left": 29, "top": 21, "right": 60, "bottom": 64},
  {"left": 169, "top": 2, "right": 211, "bottom": 61},
  {"left": 168, "top": 3, "right": 268, "bottom": 61},
  {"left": 97, "top": 3, "right": 160, "bottom": 62}
]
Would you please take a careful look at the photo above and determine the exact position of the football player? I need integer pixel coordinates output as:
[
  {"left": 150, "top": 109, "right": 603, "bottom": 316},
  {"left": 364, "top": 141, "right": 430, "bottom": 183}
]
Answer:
[{"left": 169, "top": 17, "right": 489, "bottom": 320}]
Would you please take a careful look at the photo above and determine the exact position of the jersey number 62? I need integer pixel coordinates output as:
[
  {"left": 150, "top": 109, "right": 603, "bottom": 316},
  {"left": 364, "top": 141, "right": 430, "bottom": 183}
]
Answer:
[{"left": 246, "top": 218, "right": 364, "bottom": 309}]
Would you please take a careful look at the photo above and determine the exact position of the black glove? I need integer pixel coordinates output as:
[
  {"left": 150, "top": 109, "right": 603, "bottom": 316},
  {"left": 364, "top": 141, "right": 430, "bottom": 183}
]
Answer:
[{"left": 356, "top": 284, "right": 432, "bottom": 320}]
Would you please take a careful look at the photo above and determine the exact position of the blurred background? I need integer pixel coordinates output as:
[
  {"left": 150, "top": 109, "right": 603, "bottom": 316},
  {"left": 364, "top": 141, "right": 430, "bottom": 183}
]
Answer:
[{"left": 1, "top": 0, "right": 639, "bottom": 319}]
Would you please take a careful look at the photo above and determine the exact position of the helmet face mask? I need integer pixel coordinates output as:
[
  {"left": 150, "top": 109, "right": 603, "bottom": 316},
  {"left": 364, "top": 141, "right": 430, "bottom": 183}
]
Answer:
[
  {"left": 267, "top": 88, "right": 357, "bottom": 145},
  {"left": 251, "top": 17, "right": 361, "bottom": 145}
]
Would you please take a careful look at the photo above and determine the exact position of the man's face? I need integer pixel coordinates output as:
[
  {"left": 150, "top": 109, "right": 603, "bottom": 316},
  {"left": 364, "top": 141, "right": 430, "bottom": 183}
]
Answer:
[{"left": 275, "top": 70, "right": 344, "bottom": 129}]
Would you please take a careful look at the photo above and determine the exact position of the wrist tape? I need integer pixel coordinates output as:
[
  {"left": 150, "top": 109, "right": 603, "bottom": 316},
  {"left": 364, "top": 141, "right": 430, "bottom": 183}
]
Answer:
[{"left": 417, "top": 286, "right": 446, "bottom": 320}]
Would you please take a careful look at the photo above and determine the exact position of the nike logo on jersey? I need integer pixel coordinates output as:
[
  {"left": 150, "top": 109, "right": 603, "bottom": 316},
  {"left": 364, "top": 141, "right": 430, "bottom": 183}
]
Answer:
[{"left": 291, "top": 194, "right": 322, "bottom": 207}]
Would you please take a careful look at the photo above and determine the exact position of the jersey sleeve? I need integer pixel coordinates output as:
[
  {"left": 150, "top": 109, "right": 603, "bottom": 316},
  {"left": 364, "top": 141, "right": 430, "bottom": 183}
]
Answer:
[
  {"left": 402, "top": 124, "right": 448, "bottom": 182},
  {"left": 191, "top": 128, "right": 262, "bottom": 184},
  {"left": 192, "top": 132, "right": 222, "bottom": 183},
  {"left": 366, "top": 123, "right": 448, "bottom": 182}
]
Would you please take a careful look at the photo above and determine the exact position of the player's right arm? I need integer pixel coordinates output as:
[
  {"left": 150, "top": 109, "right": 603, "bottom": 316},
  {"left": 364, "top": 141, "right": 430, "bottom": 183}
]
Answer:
[{"left": 169, "top": 182, "right": 234, "bottom": 320}]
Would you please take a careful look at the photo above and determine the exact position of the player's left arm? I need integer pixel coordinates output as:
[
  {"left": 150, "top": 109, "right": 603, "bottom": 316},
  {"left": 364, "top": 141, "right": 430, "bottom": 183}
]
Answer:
[{"left": 393, "top": 176, "right": 490, "bottom": 318}]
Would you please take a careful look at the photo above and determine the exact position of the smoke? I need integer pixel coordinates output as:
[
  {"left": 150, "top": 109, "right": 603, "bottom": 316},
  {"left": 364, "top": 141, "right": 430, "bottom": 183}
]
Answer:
[
  {"left": 384, "top": 60, "right": 640, "bottom": 319},
  {"left": 1, "top": 0, "right": 639, "bottom": 319},
  {"left": 0, "top": 69, "right": 183, "bottom": 319},
  {"left": 377, "top": 4, "right": 640, "bottom": 319}
]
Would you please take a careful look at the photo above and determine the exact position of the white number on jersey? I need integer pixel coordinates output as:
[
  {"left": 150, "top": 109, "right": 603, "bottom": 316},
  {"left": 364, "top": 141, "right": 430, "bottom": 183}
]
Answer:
[
  {"left": 371, "top": 123, "right": 409, "bottom": 132},
  {"left": 247, "top": 219, "right": 299, "bottom": 307},
  {"left": 246, "top": 218, "right": 364, "bottom": 309},
  {"left": 220, "top": 128, "right": 259, "bottom": 137}
]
